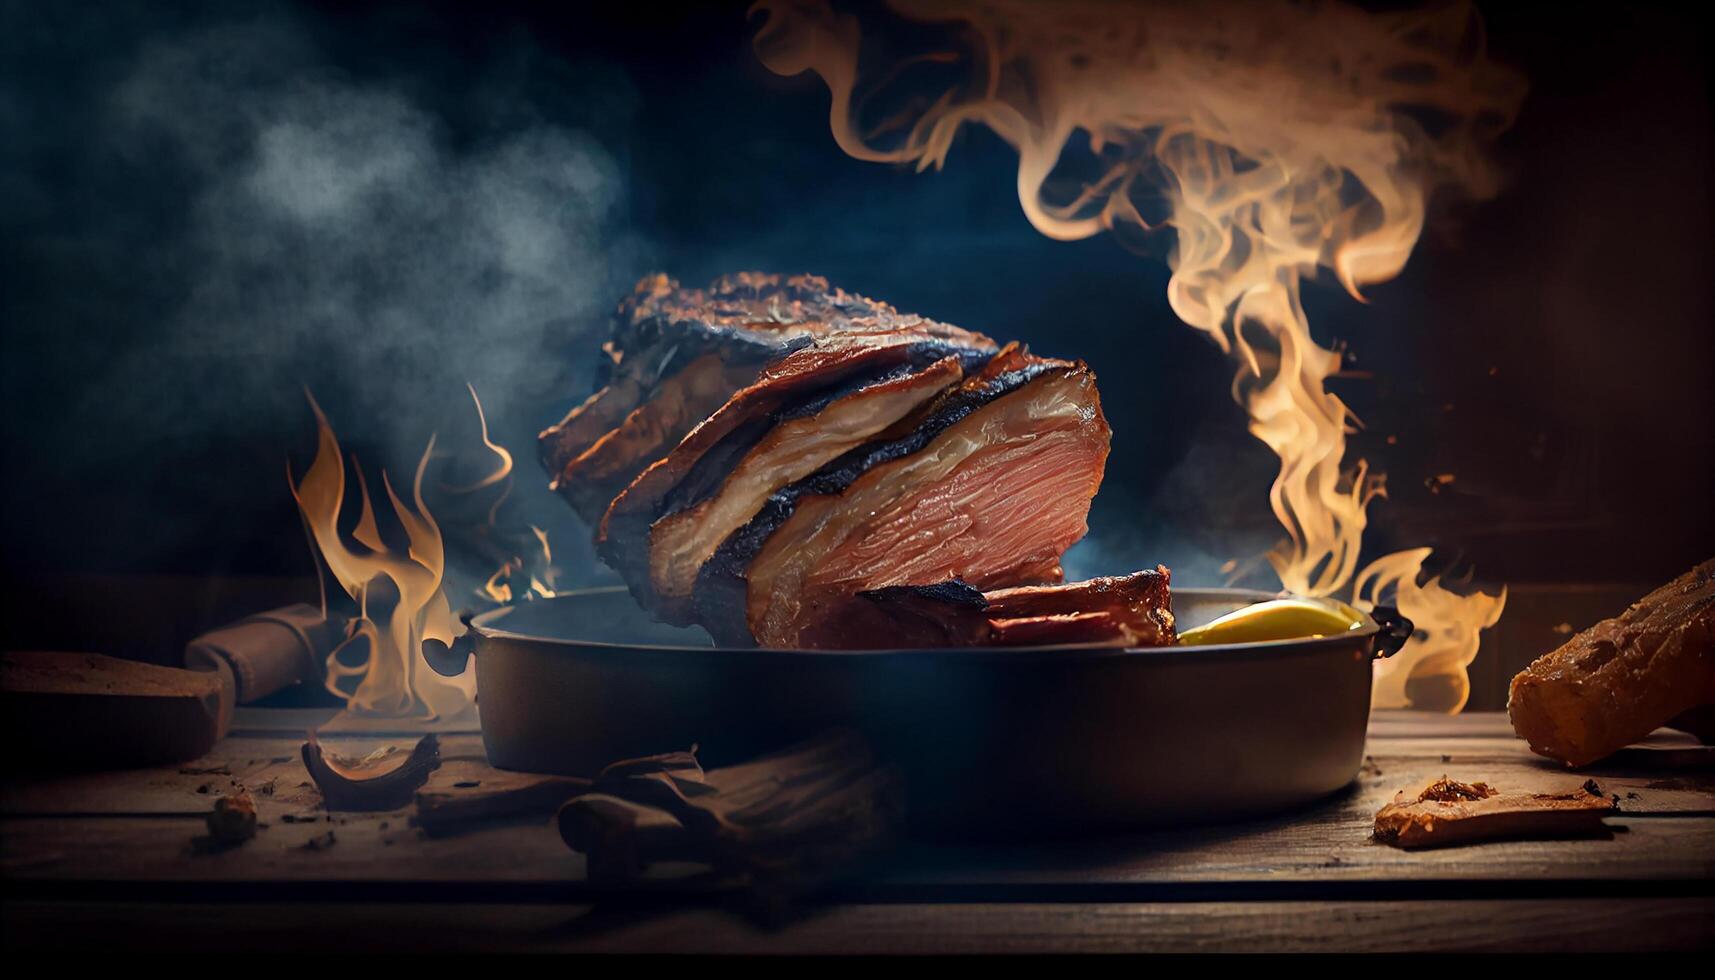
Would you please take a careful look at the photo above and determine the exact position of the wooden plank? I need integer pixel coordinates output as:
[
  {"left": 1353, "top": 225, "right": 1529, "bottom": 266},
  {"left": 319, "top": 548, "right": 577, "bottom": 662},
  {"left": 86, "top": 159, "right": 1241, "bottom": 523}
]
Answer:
[
  {"left": 11, "top": 728, "right": 1705, "bottom": 824},
  {"left": 3, "top": 720, "right": 1711, "bottom": 896},
  {"left": 227, "top": 706, "right": 339, "bottom": 736},
  {"left": 1, "top": 735, "right": 492, "bottom": 816},
  {"left": 870, "top": 819, "right": 1715, "bottom": 896},
  {"left": 2, "top": 898, "right": 1709, "bottom": 953},
  {"left": 1362, "top": 748, "right": 1715, "bottom": 816},
  {"left": 228, "top": 706, "right": 482, "bottom": 737},
  {"left": 1368, "top": 710, "right": 1519, "bottom": 739},
  {"left": 5, "top": 803, "right": 1710, "bottom": 894},
  {"left": 0, "top": 809, "right": 589, "bottom": 884}
]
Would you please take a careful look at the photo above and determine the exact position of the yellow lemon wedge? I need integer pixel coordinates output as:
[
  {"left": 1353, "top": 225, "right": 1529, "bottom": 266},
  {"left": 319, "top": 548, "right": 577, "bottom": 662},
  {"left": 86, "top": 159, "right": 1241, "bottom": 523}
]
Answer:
[{"left": 1176, "top": 597, "right": 1365, "bottom": 646}]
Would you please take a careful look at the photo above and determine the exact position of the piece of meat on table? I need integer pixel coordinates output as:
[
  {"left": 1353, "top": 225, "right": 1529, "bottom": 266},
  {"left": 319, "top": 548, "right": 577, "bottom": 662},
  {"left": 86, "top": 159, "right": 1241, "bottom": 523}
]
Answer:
[
  {"left": 1508, "top": 557, "right": 1715, "bottom": 768},
  {"left": 796, "top": 569, "right": 1175, "bottom": 650},
  {"left": 697, "top": 351, "right": 1112, "bottom": 648}
]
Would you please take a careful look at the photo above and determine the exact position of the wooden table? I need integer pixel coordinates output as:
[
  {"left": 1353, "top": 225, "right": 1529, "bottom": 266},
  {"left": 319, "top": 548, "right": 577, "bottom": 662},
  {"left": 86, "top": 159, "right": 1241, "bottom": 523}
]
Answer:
[{"left": 4, "top": 710, "right": 1711, "bottom": 953}]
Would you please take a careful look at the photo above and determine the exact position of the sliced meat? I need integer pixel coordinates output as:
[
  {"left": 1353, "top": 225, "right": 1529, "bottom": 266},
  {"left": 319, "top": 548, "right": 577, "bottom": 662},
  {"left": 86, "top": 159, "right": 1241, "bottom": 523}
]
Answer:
[
  {"left": 796, "top": 581, "right": 993, "bottom": 649},
  {"left": 540, "top": 272, "right": 993, "bottom": 527},
  {"left": 642, "top": 354, "right": 973, "bottom": 617},
  {"left": 794, "top": 569, "right": 1174, "bottom": 650},
  {"left": 985, "top": 568, "right": 1175, "bottom": 645},
  {"left": 537, "top": 343, "right": 635, "bottom": 481},
  {"left": 554, "top": 353, "right": 761, "bottom": 525},
  {"left": 698, "top": 353, "right": 1110, "bottom": 648},
  {"left": 596, "top": 335, "right": 994, "bottom": 620},
  {"left": 988, "top": 613, "right": 1134, "bottom": 647},
  {"left": 617, "top": 271, "right": 992, "bottom": 357}
]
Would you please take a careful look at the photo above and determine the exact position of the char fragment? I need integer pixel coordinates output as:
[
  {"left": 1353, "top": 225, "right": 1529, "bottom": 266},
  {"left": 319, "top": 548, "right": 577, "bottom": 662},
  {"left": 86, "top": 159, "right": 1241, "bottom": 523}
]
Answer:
[
  {"left": 204, "top": 790, "right": 258, "bottom": 846},
  {"left": 302, "top": 733, "right": 441, "bottom": 812}
]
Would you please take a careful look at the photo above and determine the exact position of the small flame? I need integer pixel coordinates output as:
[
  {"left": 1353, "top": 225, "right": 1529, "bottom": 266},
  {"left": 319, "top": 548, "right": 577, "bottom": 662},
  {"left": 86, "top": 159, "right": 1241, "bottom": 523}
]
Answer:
[
  {"left": 453, "top": 385, "right": 557, "bottom": 605},
  {"left": 291, "top": 395, "right": 475, "bottom": 719},
  {"left": 1355, "top": 548, "right": 1507, "bottom": 712},
  {"left": 755, "top": 0, "right": 1521, "bottom": 709}
]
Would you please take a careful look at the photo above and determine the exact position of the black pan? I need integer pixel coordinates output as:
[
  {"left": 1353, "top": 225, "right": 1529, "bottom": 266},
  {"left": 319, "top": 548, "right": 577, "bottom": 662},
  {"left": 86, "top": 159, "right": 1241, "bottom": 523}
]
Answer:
[{"left": 426, "top": 587, "right": 1411, "bottom": 834}]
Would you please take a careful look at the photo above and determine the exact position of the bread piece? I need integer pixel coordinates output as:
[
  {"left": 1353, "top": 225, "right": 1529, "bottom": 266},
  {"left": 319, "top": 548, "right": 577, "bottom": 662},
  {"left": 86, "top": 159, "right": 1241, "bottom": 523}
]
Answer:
[
  {"left": 1373, "top": 777, "right": 1614, "bottom": 849},
  {"left": 3, "top": 651, "right": 225, "bottom": 771},
  {"left": 1508, "top": 558, "right": 1715, "bottom": 767}
]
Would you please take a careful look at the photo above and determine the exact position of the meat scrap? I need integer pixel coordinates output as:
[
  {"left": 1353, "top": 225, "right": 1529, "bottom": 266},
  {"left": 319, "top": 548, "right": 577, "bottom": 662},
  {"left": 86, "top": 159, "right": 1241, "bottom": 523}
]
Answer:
[
  {"left": 795, "top": 569, "right": 1175, "bottom": 649},
  {"left": 1509, "top": 557, "right": 1715, "bottom": 767},
  {"left": 1373, "top": 776, "right": 1616, "bottom": 849}
]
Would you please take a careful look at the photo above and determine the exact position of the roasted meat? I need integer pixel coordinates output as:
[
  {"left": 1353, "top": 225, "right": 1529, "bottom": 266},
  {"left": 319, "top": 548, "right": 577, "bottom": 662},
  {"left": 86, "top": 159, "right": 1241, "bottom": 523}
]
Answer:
[
  {"left": 540, "top": 272, "right": 993, "bottom": 526},
  {"left": 796, "top": 569, "right": 1174, "bottom": 650},
  {"left": 543, "top": 272, "right": 1162, "bottom": 650},
  {"left": 696, "top": 348, "right": 1111, "bottom": 647},
  {"left": 1508, "top": 557, "right": 1715, "bottom": 767},
  {"left": 599, "top": 337, "right": 994, "bottom": 622},
  {"left": 555, "top": 353, "right": 761, "bottom": 523}
]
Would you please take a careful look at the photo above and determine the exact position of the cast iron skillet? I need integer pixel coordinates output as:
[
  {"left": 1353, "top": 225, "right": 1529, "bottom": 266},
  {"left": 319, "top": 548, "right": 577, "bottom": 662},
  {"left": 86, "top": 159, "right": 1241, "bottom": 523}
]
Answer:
[{"left": 426, "top": 587, "right": 1411, "bottom": 834}]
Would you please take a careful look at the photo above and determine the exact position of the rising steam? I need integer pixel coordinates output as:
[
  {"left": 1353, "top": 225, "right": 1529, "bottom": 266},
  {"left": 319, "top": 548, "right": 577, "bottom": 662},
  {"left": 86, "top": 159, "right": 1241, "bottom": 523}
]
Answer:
[{"left": 755, "top": 0, "right": 1525, "bottom": 709}]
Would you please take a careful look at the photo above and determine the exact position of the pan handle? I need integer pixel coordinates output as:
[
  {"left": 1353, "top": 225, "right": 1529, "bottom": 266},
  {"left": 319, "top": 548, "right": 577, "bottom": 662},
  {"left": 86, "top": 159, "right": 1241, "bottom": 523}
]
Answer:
[
  {"left": 422, "top": 612, "right": 478, "bottom": 677},
  {"left": 1369, "top": 605, "right": 1415, "bottom": 660},
  {"left": 422, "top": 633, "right": 475, "bottom": 677}
]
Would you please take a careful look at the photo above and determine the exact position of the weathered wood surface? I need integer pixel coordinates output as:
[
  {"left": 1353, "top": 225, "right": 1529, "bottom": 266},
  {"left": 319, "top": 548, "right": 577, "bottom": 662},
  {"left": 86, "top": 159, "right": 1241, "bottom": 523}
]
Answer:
[
  {"left": 4, "top": 899, "right": 1710, "bottom": 954},
  {"left": 5, "top": 718, "right": 1711, "bottom": 894},
  {"left": 3, "top": 711, "right": 1710, "bottom": 952}
]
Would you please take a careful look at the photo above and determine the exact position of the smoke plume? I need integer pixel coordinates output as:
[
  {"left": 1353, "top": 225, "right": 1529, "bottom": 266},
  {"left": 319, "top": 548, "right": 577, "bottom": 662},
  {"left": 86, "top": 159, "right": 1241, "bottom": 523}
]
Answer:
[
  {"left": 754, "top": 0, "right": 1524, "bottom": 709},
  {"left": 1, "top": 3, "right": 641, "bottom": 577}
]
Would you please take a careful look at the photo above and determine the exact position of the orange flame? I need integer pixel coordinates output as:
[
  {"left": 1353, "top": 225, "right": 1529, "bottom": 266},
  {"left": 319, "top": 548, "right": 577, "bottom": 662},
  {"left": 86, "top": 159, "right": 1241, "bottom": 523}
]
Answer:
[
  {"left": 290, "top": 396, "right": 475, "bottom": 719},
  {"left": 453, "top": 384, "right": 557, "bottom": 605},
  {"left": 1356, "top": 549, "right": 1507, "bottom": 712},
  {"left": 755, "top": 0, "right": 1520, "bottom": 710}
]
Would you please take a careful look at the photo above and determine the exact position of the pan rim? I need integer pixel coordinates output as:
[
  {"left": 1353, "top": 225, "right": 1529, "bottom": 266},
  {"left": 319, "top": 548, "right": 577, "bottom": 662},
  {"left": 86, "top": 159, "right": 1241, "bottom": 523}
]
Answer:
[{"left": 467, "top": 585, "right": 1383, "bottom": 664}]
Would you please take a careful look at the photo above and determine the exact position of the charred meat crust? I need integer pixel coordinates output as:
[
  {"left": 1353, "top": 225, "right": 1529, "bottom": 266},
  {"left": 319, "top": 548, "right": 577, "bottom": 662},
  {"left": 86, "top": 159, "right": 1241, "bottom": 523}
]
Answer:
[
  {"left": 797, "top": 581, "right": 992, "bottom": 649},
  {"left": 554, "top": 353, "right": 760, "bottom": 524},
  {"left": 693, "top": 360, "right": 1060, "bottom": 645},
  {"left": 986, "top": 568, "right": 1175, "bottom": 645},
  {"left": 594, "top": 341, "right": 996, "bottom": 618},
  {"left": 797, "top": 570, "right": 1175, "bottom": 650},
  {"left": 543, "top": 272, "right": 995, "bottom": 522},
  {"left": 660, "top": 343, "right": 994, "bottom": 520}
]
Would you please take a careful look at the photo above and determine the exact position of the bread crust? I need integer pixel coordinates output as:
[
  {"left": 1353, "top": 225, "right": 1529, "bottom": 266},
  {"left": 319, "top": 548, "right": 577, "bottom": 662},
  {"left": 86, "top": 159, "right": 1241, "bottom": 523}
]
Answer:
[{"left": 1508, "top": 558, "right": 1715, "bottom": 767}]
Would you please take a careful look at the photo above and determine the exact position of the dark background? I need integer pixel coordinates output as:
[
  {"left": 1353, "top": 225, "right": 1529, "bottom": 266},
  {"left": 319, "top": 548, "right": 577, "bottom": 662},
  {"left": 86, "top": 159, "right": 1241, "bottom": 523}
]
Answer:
[{"left": 3, "top": 0, "right": 1710, "bottom": 613}]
